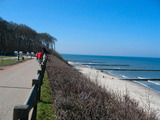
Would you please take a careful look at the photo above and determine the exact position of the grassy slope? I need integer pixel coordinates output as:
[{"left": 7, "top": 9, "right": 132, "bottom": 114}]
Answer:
[{"left": 37, "top": 71, "right": 54, "bottom": 120}]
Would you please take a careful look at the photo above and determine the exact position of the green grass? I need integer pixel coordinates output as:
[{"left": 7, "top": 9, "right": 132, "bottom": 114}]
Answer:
[
  {"left": 37, "top": 71, "right": 54, "bottom": 120},
  {"left": 0, "top": 59, "right": 18, "bottom": 66},
  {"left": 0, "top": 57, "right": 32, "bottom": 66},
  {"left": 0, "top": 56, "right": 15, "bottom": 58}
]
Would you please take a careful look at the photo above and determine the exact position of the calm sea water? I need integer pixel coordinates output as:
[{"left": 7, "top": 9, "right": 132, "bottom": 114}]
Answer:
[{"left": 61, "top": 54, "right": 160, "bottom": 93}]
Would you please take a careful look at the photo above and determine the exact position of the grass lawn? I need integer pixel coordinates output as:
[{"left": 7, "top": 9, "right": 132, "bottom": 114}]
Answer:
[
  {"left": 0, "top": 59, "right": 18, "bottom": 66},
  {"left": 0, "top": 57, "right": 32, "bottom": 66},
  {"left": 0, "top": 56, "right": 15, "bottom": 58},
  {"left": 37, "top": 71, "right": 54, "bottom": 120}
]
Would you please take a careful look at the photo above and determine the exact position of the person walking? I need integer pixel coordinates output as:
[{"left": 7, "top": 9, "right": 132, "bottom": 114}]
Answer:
[
  {"left": 36, "top": 52, "right": 38, "bottom": 61},
  {"left": 38, "top": 52, "right": 43, "bottom": 64},
  {"left": 43, "top": 53, "right": 47, "bottom": 62}
]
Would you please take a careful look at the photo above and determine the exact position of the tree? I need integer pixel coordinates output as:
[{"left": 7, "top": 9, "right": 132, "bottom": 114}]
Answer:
[{"left": 0, "top": 17, "right": 57, "bottom": 55}]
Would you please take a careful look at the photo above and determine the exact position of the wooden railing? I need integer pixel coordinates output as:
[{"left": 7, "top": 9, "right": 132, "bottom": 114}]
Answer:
[{"left": 13, "top": 57, "right": 47, "bottom": 120}]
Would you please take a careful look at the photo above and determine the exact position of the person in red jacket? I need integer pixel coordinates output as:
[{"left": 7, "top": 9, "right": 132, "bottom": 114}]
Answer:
[{"left": 38, "top": 52, "right": 43, "bottom": 64}]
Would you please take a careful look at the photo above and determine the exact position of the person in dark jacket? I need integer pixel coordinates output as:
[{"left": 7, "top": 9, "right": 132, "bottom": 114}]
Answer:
[{"left": 36, "top": 52, "right": 38, "bottom": 61}]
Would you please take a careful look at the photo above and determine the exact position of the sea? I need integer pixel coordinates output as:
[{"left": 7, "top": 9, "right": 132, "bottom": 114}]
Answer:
[{"left": 61, "top": 54, "right": 160, "bottom": 93}]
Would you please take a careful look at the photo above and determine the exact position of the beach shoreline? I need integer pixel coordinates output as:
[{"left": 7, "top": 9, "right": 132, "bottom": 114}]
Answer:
[{"left": 68, "top": 61, "right": 160, "bottom": 116}]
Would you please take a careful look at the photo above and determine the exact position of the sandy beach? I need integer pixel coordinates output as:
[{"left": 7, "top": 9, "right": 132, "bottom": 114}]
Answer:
[{"left": 69, "top": 61, "right": 160, "bottom": 116}]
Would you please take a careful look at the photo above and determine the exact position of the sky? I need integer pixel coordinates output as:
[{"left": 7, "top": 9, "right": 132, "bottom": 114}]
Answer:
[{"left": 0, "top": 0, "right": 160, "bottom": 58}]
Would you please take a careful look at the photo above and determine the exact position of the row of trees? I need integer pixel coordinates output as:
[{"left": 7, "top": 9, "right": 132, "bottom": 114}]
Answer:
[{"left": 0, "top": 17, "right": 57, "bottom": 55}]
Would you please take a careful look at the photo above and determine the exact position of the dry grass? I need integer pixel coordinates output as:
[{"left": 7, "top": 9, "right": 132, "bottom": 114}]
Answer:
[{"left": 46, "top": 54, "right": 158, "bottom": 120}]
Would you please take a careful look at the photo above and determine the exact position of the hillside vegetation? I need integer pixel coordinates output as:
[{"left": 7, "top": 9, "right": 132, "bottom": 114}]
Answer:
[
  {"left": 46, "top": 53, "right": 158, "bottom": 120},
  {"left": 0, "top": 17, "right": 56, "bottom": 55}
]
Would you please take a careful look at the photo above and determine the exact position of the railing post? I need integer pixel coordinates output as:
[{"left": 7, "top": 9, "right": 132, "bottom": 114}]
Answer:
[
  {"left": 32, "top": 79, "right": 40, "bottom": 101},
  {"left": 37, "top": 70, "right": 42, "bottom": 75},
  {"left": 13, "top": 105, "right": 29, "bottom": 120},
  {"left": 41, "top": 65, "right": 45, "bottom": 81},
  {"left": 32, "top": 79, "right": 40, "bottom": 87},
  {"left": 37, "top": 70, "right": 42, "bottom": 85},
  {"left": 31, "top": 79, "right": 39, "bottom": 119},
  {"left": 31, "top": 104, "right": 37, "bottom": 120}
]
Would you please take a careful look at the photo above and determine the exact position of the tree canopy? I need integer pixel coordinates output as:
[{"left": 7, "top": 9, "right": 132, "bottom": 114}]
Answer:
[{"left": 0, "top": 17, "right": 57, "bottom": 55}]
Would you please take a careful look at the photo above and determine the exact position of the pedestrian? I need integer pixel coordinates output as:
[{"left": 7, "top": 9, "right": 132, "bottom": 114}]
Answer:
[
  {"left": 36, "top": 52, "right": 38, "bottom": 61},
  {"left": 43, "top": 53, "right": 47, "bottom": 62},
  {"left": 38, "top": 52, "right": 43, "bottom": 64}
]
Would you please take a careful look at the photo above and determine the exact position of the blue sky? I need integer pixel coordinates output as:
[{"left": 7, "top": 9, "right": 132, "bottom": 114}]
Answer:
[{"left": 0, "top": 0, "right": 160, "bottom": 57}]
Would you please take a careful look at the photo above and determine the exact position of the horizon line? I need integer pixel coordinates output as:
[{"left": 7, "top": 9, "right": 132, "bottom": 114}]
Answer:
[{"left": 60, "top": 53, "right": 160, "bottom": 59}]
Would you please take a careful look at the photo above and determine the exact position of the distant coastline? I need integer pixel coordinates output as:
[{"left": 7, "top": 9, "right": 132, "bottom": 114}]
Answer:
[{"left": 62, "top": 54, "right": 160, "bottom": 93}]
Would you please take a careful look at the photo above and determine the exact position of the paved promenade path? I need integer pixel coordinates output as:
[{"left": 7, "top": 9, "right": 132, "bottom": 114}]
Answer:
[{"left": 0, "top": 59, "right": 40, "bottom": 120}]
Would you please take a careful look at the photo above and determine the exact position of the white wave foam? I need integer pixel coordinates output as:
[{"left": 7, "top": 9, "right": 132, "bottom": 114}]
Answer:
[
  {"left": 138, "top": 77, "right": 147, "bottom": 79},
  {"left": 134, "top": 81, "right": 149, "bottom": 88},
  {"left": 107, "top": 71, "right": 112, "bottom": 74},
  {"left": 134, "top": 81, "right": 160, "bottom": 93},
  {"left": 85, "top": 65, "right": 90, "bottom": 68},
  {"left": 121, "top": 74, "right": 129, "bottom": 79},
  {"left": 106, "top": 71, "right": 114, "bottom": 76},
  {"left": 148, "top": 80, "right": 160, "bottom": 85}
]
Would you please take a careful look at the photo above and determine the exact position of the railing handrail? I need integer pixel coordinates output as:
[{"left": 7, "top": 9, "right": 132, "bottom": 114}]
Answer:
[{"left": 13, "top": 56, "right": 47, "bottom": 120}]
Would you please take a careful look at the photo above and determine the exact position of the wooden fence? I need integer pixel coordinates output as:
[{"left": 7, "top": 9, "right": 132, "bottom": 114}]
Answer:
[{"left": 13, "top": 57, "right": 47, "bottom": 120}]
